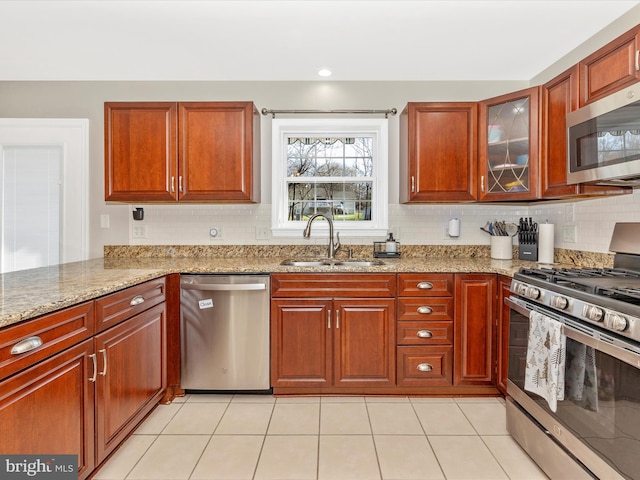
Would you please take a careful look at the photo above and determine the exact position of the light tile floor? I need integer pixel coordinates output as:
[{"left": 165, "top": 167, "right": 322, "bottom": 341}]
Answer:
[{"left": 93, "top": 394, "right": 549, "bottom": 480}]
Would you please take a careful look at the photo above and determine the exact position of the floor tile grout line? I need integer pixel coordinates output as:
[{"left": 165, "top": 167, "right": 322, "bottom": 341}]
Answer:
[
  {"left": 409, "top": 397, "right": 448, "bottom": 480},
  {"left": 364, "top": 401, "right": 384, "bottom": 480}
]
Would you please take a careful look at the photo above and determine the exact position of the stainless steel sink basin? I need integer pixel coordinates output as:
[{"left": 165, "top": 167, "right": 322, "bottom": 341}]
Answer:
[
  {"left": 333, "top": 260, "right": 386, "bottom": 267},
  {"left": 280, "top": 259, "right": 385, "bottom": 267},
  {"left": 280, "top": 260, "right": 331, "bottom": 267}
]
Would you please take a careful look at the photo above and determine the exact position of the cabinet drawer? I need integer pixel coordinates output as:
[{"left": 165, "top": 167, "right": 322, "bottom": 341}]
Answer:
[
  {"left": 0, "top": 301, "right": 94, "bottom": 380},
  {"left": 397, "top": 346, "right": 452, "bottom": 386},
  {"left": 397, "top": 321, "right": 453, "bottom": 345},
  {"left": 397, "top": 274, "right": 454, "bottom": 297},
  {"left": 95, "top": 277, "right": 166, "bottom": 333},
  {"left": 397, "top": 297, "right": 453, "bottom": 321},
  {"left": 271, "top": 274, "right": 396, "bottom": 298}
]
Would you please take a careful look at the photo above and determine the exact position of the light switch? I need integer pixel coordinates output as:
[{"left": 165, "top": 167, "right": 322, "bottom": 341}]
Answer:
[{"left": 100, "top": 214, "right": 110, "bottom": 229}]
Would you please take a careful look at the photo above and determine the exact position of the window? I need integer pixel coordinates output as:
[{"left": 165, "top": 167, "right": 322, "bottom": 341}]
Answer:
[{"left": 271, "top": 118, "right": 388, "bottom": 237}]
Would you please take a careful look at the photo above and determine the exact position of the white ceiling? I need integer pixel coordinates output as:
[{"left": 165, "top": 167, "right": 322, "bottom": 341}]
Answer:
[{"left": 1, "top": 0, "right": 639, "bottom": 82}]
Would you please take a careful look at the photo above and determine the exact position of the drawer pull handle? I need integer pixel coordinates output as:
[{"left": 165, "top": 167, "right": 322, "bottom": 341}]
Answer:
[
  {"left": 89, "top": 353, "right": 97, "bottom": 382},
  {"left": 417, "top": 330, "right": 433, "bottom": 338},
  {"left": 417, "top": 282, "right": 433, "bottom": 290},
  {"left": 11, "top": 336, "right": 43, "bottom": 355},
  {"left": 417, "top": 363, "right": 433, "bottom": 372},
  {"left": 130, "top": 295, "right": 145, "bottom": 306},
  {"left": 417, "top": 306, "right": 433, "bottom": 314},
  {"left": 328, "top": 310, "right": 331, "bottom": 329},
  {"left": 336, "top": 310, "right": 340, "bottom": 329},
  {"left": 99, "top": 349, "right": 108, "bottom": 376}
]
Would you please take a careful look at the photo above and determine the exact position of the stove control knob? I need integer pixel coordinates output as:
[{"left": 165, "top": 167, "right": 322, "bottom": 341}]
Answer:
[
  {"left": 514, "top": 283, "right": 527, "bottom": 295},
  {"left": 604, "top": 313, "right": 628, "bottom": 332},
  {"left": 550, "top": 295, "right": 569, "bottom": 310},
  {"left": 583, "top": 305, "right": 604, "bottom": 322},
  {"left": 524, "top": 286, "right": 541, "bottom": 300}
]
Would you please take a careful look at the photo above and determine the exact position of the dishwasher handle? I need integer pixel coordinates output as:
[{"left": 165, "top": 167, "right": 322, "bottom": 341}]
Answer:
[{"left": 181, "top": 283, "right": 266, "bottom": 292}]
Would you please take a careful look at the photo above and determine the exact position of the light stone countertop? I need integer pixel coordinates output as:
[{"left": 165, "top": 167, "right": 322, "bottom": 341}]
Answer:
[{"left": 0, "top": 254, "right": 548, "bottom": 329}]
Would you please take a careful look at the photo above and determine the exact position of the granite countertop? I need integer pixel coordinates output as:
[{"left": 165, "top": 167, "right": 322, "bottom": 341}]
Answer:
[{"left": 0, "top": 244, "right": 613, "bottom": 329}]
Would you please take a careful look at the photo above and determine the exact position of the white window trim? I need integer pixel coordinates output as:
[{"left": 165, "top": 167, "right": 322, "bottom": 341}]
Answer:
[{"left": 271, "top": 118, "right": 388, "bottom": 237}]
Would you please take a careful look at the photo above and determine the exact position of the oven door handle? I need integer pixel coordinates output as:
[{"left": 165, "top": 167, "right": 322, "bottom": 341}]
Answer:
[{"left": 506, "top": 297, "right": 640, "bottom": 368}]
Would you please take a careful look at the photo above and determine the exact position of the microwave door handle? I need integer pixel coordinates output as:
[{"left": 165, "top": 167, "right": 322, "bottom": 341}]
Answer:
[{"left": 506, "top": 297, "right": 640, "bottom": 368}]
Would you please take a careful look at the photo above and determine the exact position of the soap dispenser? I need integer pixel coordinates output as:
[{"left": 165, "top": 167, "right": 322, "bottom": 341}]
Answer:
[{"left": 385, "top": 233, "right": 397, "bottom": 253}]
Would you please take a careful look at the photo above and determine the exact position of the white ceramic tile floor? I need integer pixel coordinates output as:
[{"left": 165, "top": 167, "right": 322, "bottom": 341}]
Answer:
[{"left": 93, "top": 394, "right": 550, "bottom": 480}]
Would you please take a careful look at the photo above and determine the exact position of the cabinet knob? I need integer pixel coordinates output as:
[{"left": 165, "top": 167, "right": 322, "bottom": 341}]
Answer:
[
  {"left": 417, "top": 330, "right": 433, "bottom": 338},
  {"left": 417, "top": 282, "right": 433, "bottom": 290},
  {"left": 417, "top": 363, "right": 433, "bottom": 372},
  {"left": 416, "top": 306, "right": 433, "bottom": 315}
]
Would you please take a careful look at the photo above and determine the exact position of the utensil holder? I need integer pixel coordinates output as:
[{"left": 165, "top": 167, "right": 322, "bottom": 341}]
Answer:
[{"left": 490, "top": 236, "right": 513, "bottom": 260}]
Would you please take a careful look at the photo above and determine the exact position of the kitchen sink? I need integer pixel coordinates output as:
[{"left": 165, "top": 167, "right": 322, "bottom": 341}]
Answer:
[{"left": 280, "top": 259, "right": 385, "bottom": 267}]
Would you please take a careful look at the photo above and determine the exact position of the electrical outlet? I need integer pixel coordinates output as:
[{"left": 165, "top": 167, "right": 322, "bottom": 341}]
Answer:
[
  {"left": 562, "top": 225, "right": 577, "bottom": 243},
  {"left": 256, "top": 226, "right": 270, "bottom": 240},
  {"left": 132, "top": 225, "right": 146, "bottom": 238},
  {"left": 209, "top": 226, "right": 223, "bottom": 240},
  {"left": 100, "top": 214, "right": 110, "bottom": 229}
]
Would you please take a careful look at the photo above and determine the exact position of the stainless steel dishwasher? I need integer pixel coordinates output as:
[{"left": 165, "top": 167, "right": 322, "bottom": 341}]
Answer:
[{"left": 180, "top": 274, "right": 270, "bottom": 392}]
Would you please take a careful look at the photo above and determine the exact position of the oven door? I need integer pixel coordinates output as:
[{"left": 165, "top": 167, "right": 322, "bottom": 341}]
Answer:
[{"left": 507, "top": 296, "right": 640, "bottom": 480}]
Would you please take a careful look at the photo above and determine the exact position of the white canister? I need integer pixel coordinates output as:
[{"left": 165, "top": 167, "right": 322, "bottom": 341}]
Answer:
[{"left": 490, "top": 236, "right": 513, "bottom": 260}]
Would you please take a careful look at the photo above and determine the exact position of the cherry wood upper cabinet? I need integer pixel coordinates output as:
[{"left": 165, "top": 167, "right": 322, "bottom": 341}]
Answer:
[
  {"left": 105, "top": 101, "right": 260, "bottom": 203},
  {"left": 105, "top": 102, "right": 178, "bottom": 202},
  {"left": 478, "top": 87, "right": 541, "bottom": 201},
  {"left": 579, "top": 25, "right": 640, "bottom": 107},
  {"left": 400, "top": 102, "right": 478, "bottom": 202}
]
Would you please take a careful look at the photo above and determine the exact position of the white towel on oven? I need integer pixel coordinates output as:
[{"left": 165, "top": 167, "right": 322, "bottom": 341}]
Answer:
[{"left": 524, "top": 310, "right": 566, "bottom": 412}]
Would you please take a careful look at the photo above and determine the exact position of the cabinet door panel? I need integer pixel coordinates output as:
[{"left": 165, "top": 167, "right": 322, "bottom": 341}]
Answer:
[
  {"left": 95, "top": 303, "right": 166, "bottom": 463},
  {"left": 270, "top": 299, "right": 332, "bottom": 387},
  {"left": 454, "top": 274, "right": 496, "bottom": 386},
  {"left": 400, "top": 103, "right": 478, "bottom": 202},
  {"left": 105, "top": 102, "right": 178, "bottom": 202},
  {"left": 0, "top": 339, "right": 95, "bottom": 480},
  {"left": 479, "top": 87, "right": 540, "bottom": 201},
  {"left": 579, "top": 27, "right": 640, "bottom": 106},
  {"left": 179, "top": 102, "right": 258, "bottom": 202},
  {"left": 397, "top": 346, "right": 453, "bottom": 386},
  {"left": 334, "top": 299, "right": 395, "bottom": 386}
]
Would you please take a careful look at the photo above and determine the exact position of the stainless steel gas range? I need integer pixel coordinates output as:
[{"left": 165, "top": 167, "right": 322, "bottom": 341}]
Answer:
[{"left": 506, "top": 223, "right": 640, "bottom": 480}]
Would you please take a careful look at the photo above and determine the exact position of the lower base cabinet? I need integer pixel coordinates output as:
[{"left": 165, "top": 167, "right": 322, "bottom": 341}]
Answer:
[
  {"left": 0, "top": 339, "right": 96, "bottom": 479},
  {"left": 271, "top": 274, "right": 396, "bottom": 394},
  {"left": 0, "top": 278, "right": 167, "bottom": 480}
]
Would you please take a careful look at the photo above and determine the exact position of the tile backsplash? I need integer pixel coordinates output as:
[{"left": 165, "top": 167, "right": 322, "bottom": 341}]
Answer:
[{"left": 128, "top": 189, "right": 640, "bottom": 254}]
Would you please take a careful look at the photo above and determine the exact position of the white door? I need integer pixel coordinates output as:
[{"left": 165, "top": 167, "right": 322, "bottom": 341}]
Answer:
[{"left": 0, "top": 119, "right": 89, "bottom": 273}]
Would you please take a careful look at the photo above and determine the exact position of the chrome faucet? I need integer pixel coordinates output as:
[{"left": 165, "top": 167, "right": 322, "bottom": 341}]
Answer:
[{"left": 303, "top": 213, "right": 341, "bottom": 259}]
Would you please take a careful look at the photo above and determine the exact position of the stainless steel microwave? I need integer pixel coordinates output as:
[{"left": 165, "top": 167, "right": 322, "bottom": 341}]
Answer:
[{"left": 567, "top": 82, "right": 640, "bottom": 186}]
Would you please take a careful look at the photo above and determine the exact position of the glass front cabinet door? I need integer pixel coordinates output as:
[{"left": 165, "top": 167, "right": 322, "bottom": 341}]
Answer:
[{"left": 478, "top": 87, "right": 540, "bottom": 201}]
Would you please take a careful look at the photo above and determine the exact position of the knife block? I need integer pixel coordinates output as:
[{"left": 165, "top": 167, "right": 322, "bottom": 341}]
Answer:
[{"left": 518, "top": 242, "right": 538, "bottom": 261}]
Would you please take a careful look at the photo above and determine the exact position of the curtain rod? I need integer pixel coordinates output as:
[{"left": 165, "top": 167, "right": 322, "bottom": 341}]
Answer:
[{"left": 260, "top": 108, "right": 397, "bottom": 118}]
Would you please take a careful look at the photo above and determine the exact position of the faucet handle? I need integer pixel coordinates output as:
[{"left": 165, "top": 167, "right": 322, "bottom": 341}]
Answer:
[{"left": 334, "top": 231, "right": 341, "bottom": 253}]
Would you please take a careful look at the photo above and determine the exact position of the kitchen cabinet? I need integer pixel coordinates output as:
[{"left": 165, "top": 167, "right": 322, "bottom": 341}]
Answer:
[
  {"left": 579, "top": 25, "right": 640, "bottom": 107},
  {"left": 0, "top": 278, "right": 167, "bottom": 478},
  {"left": 454, "top": 274, "right": 496, "bottom": 386},
  {"left": 396, "top": 274, "right": 455, "bottom": 387},
  {"left": 399, "top": 103, "right": 478, "bottom": 202},
  {"left": 541, "top": 66, "right": 632, "bottom": 199},
  {"left": 496, "top": 275, "right": 512, "bottom": 395},
  {"left": 478, "top": 87, "right": 541, "bottom": 201},
  {"left": 0, "top": 303, "right": 95, "bottom": 480},
  {"left": 105, "top": 101, "right": 260, "bottom": 203},
  {"left": 270, "top": 274, "right": 396, "bottom": 394},
  {"left": 94, "top": 302, "right": 166, "bottom": 463}
]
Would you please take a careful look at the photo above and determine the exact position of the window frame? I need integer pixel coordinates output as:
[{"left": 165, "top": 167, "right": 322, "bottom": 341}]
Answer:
[{"left": 271, "top": 118, "right": 389, "bottom": 237}]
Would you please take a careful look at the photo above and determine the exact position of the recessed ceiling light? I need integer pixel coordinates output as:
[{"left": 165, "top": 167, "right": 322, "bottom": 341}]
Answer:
[{"left": 317, "top": 68, "right": 332, "bottom": 77}]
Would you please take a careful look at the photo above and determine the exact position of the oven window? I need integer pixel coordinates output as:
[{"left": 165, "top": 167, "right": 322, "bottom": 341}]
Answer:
[{"left": 509, "top": 310, "right": 640, "bottom": 479}]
